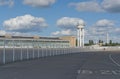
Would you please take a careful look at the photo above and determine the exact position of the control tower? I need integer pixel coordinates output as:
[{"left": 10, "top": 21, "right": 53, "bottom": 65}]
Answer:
[{"left": 77, "top": 23, "right": 85, "bottom": 47}]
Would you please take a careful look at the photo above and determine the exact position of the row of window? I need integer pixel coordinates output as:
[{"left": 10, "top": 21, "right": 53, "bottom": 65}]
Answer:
[{"left": 0, "top": 39, "right": 70, "bottom": 48}]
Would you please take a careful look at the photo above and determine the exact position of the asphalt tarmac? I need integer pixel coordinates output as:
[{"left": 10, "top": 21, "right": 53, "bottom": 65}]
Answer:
[{"left": 0, "top": 51, "right": 120, "bottom": 79}]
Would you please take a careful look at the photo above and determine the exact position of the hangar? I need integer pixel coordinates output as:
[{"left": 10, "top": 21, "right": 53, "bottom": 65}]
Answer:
[{"left": 0, "top": 35, "right": 76, "bottom": 48}]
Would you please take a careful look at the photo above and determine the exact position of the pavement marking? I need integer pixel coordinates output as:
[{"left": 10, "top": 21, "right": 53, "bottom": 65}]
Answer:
[
  {"left": 100, "top": 70, "right": 113, "bottom": 75},
  {"left": 112, "top": 70, "right": 118, "bottom": 75},
  {"left": 77, "top": 70, "right": 81, "bottom": 74},
  {"left": 109, "top": 54, "right": 120, "bottom": 67},
  {"left": 78, "top": 70, "right": 120, "bottom": 75},
  {"left": 81, "top": 70, "right": 93, "bottom": 74}
]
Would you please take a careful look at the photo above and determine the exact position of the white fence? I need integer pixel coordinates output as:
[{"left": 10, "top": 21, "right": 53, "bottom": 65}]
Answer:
[
  {"left": 1, "top": 45, "right": 119, "bottom": 65},
  {"left": 0, "top": 47, "right": 82, "bottom": 65}
]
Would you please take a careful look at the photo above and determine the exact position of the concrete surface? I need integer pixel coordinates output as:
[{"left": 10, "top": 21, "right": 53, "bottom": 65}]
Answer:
[{"left": 0, "top": 51, "right": 120, "bottom": 79}]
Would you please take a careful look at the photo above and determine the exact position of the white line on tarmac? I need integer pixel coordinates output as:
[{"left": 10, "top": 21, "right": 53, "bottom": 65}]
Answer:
[
  {"left": 77, "top": 70, "right": 81, "bottom": 74},
  {"left": 109, "top": 54, "right": 120, "bottom": 67}
]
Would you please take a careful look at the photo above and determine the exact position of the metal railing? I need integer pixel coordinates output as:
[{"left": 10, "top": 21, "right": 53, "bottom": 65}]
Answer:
[
  {"left": 0, "top": 46, "right": 82, "bottom": 65},
  {"left": 2, "top": 39, "right": 114, "bottom": 65}
]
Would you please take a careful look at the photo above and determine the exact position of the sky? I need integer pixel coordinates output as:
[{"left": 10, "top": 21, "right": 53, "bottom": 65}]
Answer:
[{"left": 0, "top": 0, "right": 120, "bottom": 43}]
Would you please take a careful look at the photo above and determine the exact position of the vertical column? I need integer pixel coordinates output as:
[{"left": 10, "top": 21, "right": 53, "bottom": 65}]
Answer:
[
  {"left": 77, "top": 29, "right": 79, "bottom": 47},
  {"left": 27, "top": 41, "right": 29, "bottom": 60},
  {"left": 80, "top": 29, "right": 82, "bottom": 47},
  {"left": 32, "top": 40, "right": 34, "bottom": 59},
  {"left": 13, "top": 39, "right": 15, "bottom": 62},
  {"left": 82, "top": 28, "right": 84, "bottom": 47},
  {"left": 20, "top": 40, "right": 23, "bottom": 61},
  {"left": 38, "top": 40, "right": 40, "bottom": 58},
  {"left": 41, "top": 40, "right": 44, "bottom": 57},
  {"left": 49, "top": 40, "right": 52, "bottom": 56},
  {"left": 3, "top": 39, "right": 6, "bottom": 64}
]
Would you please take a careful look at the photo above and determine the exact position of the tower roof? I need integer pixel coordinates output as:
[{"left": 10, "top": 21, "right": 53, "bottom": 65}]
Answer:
[{"left": 76, "top": 20, "right": 85, "bottom": 29}]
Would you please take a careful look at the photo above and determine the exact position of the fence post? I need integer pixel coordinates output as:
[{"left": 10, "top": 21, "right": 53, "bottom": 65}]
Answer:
[
  {"left": 27, "top": 42, "right": 29, "bottom": 60},
  {"left": 41, "top": 48, "right": 43, "bottom": 57},
  {"left": 20, "top": 40, "right": 23, "bottom": 61},
  {"left": 13, "top": 39, "right": 15, "bottom": 62},
  {"left": 52, "top": 48, "right": 54, "bottom": 56},
  {"left": 55, "top": 43, "right": 57, "bottom": 55},
  {"left": 62, "top": 44, "right": 64, "bottom": 55},
  {"left": 64, "top": 48, "right": 66, "bottom": 54},
  {"left": 42, "top": 41, "right": 44, "bottom": 57},
  {"left": 50, "top": 48, "right": 52, "bottom": 56},
  {"left": 38, "top": 40, "right": 39, "bottom": 58},
  {"left": 3, "top": 39, "right": 6, "bottom": 64},
  {"left": 45, "top": 44, "right": 47, "bottom": 57},
  {"left": 32, "top": 40, "right": 34, "bottom": 59},
  {"left": 63, "top": 48, "right": 64, "bottom": 55}
]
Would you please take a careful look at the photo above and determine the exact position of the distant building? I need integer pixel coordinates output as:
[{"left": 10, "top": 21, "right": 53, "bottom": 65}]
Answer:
[
  {"left": 60, "top": 36, "right": 76, "bottom": 47},
  {"left": 0, "top": 35, "right": 77, "bottom": 48}
]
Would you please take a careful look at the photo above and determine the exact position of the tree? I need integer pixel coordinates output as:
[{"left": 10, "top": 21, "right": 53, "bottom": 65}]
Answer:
[
  {"left": 89, "top": 40, "right": 94, "bottom": 45},
  {"left": 109, "top": 40, "right": 112, "bottom": 45},
  {"left": 99, "top": 40, "right": 103, "bottom": 43}
]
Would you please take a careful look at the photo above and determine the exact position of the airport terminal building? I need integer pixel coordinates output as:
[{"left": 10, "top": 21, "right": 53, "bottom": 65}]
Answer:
[{"left": 0, "top": 35, "right": 76, "bottom": 48}]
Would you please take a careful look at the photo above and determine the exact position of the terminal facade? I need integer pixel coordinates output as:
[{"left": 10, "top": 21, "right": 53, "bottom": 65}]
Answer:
[{"left": 0, "top": 35, "right": 76, "bottom": 48}]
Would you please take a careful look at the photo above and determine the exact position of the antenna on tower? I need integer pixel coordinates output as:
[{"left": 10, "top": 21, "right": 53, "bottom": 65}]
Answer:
[{"left": 106, "top": 33, "right": 109, "bottom": 44}]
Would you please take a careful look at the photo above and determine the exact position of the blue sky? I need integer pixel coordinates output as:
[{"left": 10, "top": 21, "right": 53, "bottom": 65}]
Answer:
[{"left": 0, "top": 0, "right": 120, "bottom": 43}]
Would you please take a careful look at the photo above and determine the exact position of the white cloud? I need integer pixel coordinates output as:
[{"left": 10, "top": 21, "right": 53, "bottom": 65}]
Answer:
[
  {"left": 9, "top": 32, "right": 32, "bottom": 36},
  {"left": 89, "top": 19, "right": 115, "bottom": 35},
  {"left": 95, "top": 19, "right": 115, "bottom": 27},
  {"left": 57, "top": 17, "right": 85, "bottom": 30},
  {"left": 69, "top": 0, "right": 120, "bottom": 13},
  {"left": 94, "top": 19, "right": 115, "bottom": 34},
  {"left": 51, "top": 29, "right": 75, "bottom": 36},
  {"left": 69, "top": 1, "right": 104, "bottom": 12},
  {"left": 115, "top": 28, "right": 120, "bottom": 32},
  {"left": 111, "top": 36, "right": 120, "bottom": 43},
  {"left": 102, "top": 0, "right": 120, "bottom": 13},
  {"left": 23, "top": 0, "right": 56, "bottom": 7},
  {"left": 0, "top": 0, "right": 14, "bottom": 7},
  {"left": 85, "top": 19, "right": 119, "bottom": 43},
  {"left": 90, "top": 27, "right": 107, "bottom": 35},
  {"left": 3, "top": 14, "right": 48, "bottom": 32},
  {"left": 0, "top": 30, "right": 6, "bottom": 35},
  {"left": 113, "top": 28, "right": 120, "bottom": 35},
  {"left": 0, "top": 30, "right": 34, "bottom": 36}
]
